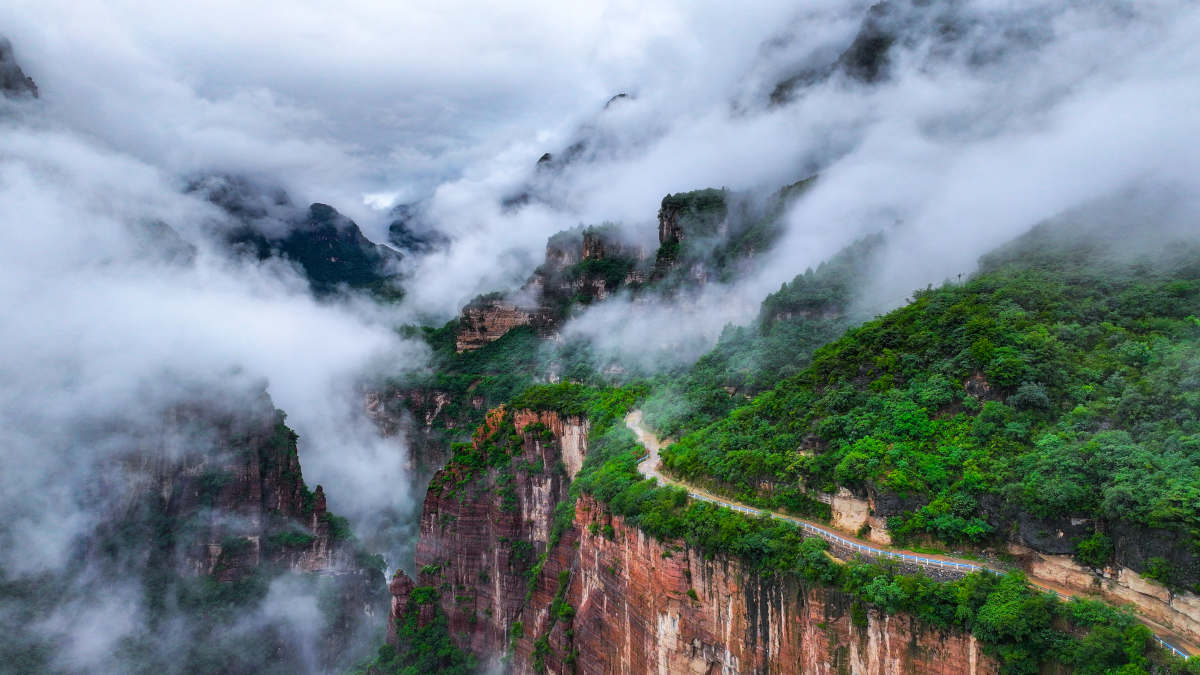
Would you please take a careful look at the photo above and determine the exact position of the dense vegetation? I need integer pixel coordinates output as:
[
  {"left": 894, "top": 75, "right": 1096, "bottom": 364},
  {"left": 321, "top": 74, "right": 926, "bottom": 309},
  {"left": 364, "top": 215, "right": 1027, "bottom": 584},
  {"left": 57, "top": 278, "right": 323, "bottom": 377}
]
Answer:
[
  {"left": 505, "top": 382, "right": 1181, "bottom": 674},
  {"left": 363, "top": 588, "right": 475, "bottom": 675},
  {"left": 643, "top": 234, "right": 882, "bottom": 437},
  {"left": 381, "top": 213, "right": 1200, "bottom": 673},
  {"left": 662, "top": 223, "right": 1200, "bottom": 588}
]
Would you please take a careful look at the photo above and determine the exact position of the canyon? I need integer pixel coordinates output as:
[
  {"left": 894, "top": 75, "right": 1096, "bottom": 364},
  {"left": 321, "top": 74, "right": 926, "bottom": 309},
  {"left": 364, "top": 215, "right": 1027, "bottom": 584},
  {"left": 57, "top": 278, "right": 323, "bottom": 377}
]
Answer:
[{"left": 388, "top": 408, "right": 999, "bottom": 673}]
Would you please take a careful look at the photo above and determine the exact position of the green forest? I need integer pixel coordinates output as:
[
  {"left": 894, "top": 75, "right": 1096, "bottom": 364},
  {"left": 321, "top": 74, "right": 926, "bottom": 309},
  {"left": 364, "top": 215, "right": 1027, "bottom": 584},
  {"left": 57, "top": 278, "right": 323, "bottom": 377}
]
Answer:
[
  {"left": 662, "top": 223, "right": 1200, "bottom": 590},
  {"left": 376, "top": 215, "right": 1200, "bottom": 674}
]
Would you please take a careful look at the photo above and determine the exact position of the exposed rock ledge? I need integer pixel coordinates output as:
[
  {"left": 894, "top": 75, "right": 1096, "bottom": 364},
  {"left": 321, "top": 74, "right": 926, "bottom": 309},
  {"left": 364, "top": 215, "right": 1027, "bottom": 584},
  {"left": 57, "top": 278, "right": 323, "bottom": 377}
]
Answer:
[{"left": 1010, "top": 543, "right": 1200, "bottom": 644}]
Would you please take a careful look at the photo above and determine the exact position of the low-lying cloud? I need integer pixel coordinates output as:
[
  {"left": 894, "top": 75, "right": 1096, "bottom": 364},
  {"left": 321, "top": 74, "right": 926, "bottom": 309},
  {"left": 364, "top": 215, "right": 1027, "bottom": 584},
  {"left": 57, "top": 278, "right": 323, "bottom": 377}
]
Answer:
[
  {"left": 0, "top": 93, "right": 422, "bottom": 670},
  {"left": 546, "top": 1, "right": 1200, "bottom": 355},
  {"left": 3, "top": 1, "right": 1200, "bottom": 671}
]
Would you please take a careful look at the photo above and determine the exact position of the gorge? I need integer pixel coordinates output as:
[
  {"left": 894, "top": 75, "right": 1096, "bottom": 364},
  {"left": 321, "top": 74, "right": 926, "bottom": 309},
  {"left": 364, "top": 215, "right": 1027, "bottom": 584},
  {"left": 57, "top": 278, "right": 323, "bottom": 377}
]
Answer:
[{"left": 3, "top": 1, "right": 1200, "bottom": 673}]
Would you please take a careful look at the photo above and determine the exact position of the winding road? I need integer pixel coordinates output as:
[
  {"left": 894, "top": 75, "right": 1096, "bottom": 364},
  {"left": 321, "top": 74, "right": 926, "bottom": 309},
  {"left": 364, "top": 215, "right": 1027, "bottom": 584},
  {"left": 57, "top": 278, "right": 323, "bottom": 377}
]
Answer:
[{"left": 625, "top": 410, "right": 1197, "bottom": 661}]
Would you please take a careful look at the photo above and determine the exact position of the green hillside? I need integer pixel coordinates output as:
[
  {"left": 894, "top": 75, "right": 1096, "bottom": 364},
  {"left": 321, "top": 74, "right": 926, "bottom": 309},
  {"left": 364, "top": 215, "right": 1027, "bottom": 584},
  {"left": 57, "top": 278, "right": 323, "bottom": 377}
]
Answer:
[{"left": 662, "top": 222, "right": 1200, "bottom": 590}]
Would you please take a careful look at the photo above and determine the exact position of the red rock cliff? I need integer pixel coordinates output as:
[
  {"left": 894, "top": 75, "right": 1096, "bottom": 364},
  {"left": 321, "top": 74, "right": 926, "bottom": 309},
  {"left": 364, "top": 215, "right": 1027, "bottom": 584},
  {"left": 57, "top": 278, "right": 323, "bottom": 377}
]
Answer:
[
  {"left": 390, "top": 410, "right": 998, "bottom": 674},
  {"left": 133, "top": 395, "right": 361, "bottom": 578}
]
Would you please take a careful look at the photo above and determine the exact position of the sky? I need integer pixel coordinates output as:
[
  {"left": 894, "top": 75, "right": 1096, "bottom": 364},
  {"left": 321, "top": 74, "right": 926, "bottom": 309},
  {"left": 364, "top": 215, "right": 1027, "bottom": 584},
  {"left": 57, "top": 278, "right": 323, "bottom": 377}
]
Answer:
[{"left": 2, "top": 0, "right": 1200, "bottom": 671}]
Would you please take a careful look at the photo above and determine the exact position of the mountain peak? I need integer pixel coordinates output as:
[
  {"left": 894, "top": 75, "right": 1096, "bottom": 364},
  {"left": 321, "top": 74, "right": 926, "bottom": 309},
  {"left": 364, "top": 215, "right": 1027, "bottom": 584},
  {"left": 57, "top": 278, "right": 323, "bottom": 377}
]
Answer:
[{"left": 0, "top": 37, "right": 38, "bottom": 99}]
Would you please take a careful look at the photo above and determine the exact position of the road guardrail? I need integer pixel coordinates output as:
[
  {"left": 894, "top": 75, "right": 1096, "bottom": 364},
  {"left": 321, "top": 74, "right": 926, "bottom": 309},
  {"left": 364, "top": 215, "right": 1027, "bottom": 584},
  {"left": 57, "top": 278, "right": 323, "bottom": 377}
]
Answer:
[{"left": 677, "top": 486, "right": 1190, "bottom": 660}]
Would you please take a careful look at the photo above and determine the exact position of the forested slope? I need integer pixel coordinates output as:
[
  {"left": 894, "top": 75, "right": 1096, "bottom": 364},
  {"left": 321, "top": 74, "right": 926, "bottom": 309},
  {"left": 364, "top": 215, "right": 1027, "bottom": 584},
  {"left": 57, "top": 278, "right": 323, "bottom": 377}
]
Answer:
[{"left": 662, "top": 221, "right": 1200, "bottom": 590}]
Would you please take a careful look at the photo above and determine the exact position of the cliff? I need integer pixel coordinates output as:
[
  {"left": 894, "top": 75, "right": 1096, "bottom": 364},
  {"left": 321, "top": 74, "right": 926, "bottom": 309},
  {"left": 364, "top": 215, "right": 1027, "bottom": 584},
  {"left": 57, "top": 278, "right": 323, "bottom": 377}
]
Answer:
[
  {"left": 0, "top": 37, "right": 38, "bottom": 99},
  {"left": 456, "top": 296, "right": 554, "bottom": 352},
  {"left": 454, "top": 179, "right": 814, "bottom": 352},
  {"left": 387, "top": 407, "right": 581, "bottom": 655},
  {"left": 97, "top": 391, "right": 368, "bottom": 580},
  {"left": 389, "top": 409, "right": 997, "bottom": 673},
  {"left": 454, "top": 225, "right": 648, "bottom": 351},
  {"left": 518, "top": 494, "right": 996, "bottom": 675},
  {"left": 82, "top": 387, "right": 388, "bottom": 671}
]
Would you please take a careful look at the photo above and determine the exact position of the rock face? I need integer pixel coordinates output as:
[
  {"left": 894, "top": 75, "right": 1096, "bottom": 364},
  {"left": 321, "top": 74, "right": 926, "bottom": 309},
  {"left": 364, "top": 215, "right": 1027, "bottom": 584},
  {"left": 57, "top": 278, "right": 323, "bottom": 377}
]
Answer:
[
  {"left": 455, "top": 296, "right": 552, "bottom": 352},
  {"left": 0, "top": 37, "right": 38, "bottom": 98},
  {"left": 527, "top": 495, "right": 996, "bottom": 675},
  {"left": 657, "top": 189, "right": 727, "bottom": 248},
  {"left": 454, "top": 225, "right": 649, "bottom": 351},
  {"left": 390, "top": 409, "right": 998, "bottom": 673},
  {"left": 105, "top": 392, "right": 363, "bottom": 579},
  {"left": 390, "top": 407, "right": 575, "bottom": 656},
  {"left": 1009, "top": 544, "right": 1200, "bottom": 646},
  {"left": 35, "top": 383, "right": 391, "bottom": 672},
  {"left": 455, "top": 181, "right": 812, "bottom": 351},
  {"left": 829, "top": 488, "right": 892, "bottom": 545}
]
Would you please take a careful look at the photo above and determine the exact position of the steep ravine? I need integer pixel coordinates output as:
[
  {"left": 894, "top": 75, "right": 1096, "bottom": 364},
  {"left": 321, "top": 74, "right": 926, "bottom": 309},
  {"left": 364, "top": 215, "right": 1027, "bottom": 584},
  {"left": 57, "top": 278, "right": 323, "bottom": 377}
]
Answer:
[{"left": 388, "top": 408, "right": 998, "bottom": 673}]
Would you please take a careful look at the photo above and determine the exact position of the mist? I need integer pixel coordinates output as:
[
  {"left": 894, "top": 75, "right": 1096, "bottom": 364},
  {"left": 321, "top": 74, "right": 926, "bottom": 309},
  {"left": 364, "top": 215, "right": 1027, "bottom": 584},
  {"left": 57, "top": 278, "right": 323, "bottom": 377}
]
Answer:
[
  {"left": 532, "top": 0, "right": 1200, "bottom": 358},
  {"left": 0, "top": 84, "right": 423, "bottom": 670},
  {"left": 3, "top": 0, "right": 1200, "bottom": 671}
]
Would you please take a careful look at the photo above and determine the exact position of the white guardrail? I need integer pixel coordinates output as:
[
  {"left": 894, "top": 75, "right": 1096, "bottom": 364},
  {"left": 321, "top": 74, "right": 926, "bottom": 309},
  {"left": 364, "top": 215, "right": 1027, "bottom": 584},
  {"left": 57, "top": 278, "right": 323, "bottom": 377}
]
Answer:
[
  {"left": 637, "top": 459, "right": 1192, "bottom": 661},
  {"left": 1157, "top": 636, "right": 1191, "bottom": 661}
]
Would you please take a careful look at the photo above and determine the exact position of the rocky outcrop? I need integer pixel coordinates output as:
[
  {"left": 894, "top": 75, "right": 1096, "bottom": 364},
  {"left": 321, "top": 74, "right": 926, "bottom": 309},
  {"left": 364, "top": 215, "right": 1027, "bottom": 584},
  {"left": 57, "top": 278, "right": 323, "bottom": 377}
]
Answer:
[
  {"left": 455, "top": 225, "right": 649, "bottom": 351},
  {"left": 656, "top": 189, "right": 728, "bottom": 260},
  {"left": 391, "top": 407, "right": 575, "bottom": 659},
  {"left": 99, "top": 389, "right": 377, "bottom": 586},
  {"left": 455, "top": 296, "right": 553, "bottom": 352},
  {"left": 390, "top": 409, "right": 998, "bottom": 673},
  {"left": 0, "top": 37, "right": 38, "bottom": 99},
  {"left": 456, "top": 180, "right": 812, "bottom": 351},
  {"left": 1009, "top": 544, "right": 1200, "bottom": 646},
  {"left": 511, "top": 408, "right": 590, "bottom": 480},
  {"left": 963, "top": 372, "right": 999, "bottom": 400},
  {"left": 829, "top": 488, "right": 892, "bottom": 545}
]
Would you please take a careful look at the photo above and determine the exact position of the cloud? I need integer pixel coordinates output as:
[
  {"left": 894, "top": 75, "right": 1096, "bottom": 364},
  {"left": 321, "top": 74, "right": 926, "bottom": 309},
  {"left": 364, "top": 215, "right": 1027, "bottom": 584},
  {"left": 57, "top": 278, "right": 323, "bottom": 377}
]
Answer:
[
  {"left": 0, "top": 1, "right": 802, "bottom": 239},
  {"left": 8, "top": 2, "right": 1195, "bottom": 320},
  {"left": 0, "top": 88, "right": 422, "bottom": 670},
  {"left": 545, "top": 1, "right": 1200, "bottom": 355},
  {"left": 3, "top": 1, "right": 1200, "bottom": 670}
]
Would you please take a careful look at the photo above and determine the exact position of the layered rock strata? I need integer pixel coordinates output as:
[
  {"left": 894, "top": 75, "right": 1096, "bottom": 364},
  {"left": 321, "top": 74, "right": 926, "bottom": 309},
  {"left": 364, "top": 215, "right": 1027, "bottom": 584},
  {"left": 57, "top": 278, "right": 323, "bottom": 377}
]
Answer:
[{"left": 390, "top": 410, "right": 997, "bottom": 674}]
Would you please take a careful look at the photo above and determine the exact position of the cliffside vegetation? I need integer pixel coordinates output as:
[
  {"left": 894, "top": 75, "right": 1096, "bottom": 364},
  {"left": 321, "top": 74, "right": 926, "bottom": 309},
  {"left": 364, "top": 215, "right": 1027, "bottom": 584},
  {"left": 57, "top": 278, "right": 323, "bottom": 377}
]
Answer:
[
  {"left": 386, "top": 214, "right": 1200, "bottom": 673},
  {"left": 367, "top": 589, "right": 475, "bottom": 675},
  {"left": 661, "top": 222, "right": 1200, "bottom": 591},
  {"left": 402, "top": 376, "right": 1176, "bottom": 673}
]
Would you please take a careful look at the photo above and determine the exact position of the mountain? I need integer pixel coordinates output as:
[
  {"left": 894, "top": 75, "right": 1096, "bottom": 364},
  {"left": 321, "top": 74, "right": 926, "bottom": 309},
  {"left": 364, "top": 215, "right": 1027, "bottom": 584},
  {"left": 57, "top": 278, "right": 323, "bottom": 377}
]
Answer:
[
  {"left": 0, "top": 37, "right": 38, "bottom": 99},
  {"left": 6, "top": 4, "right": 1200, "bottom": 671},
  {"left": 372, "top": 214, "right": 1200, "bottom": 674},
  {"left": 192, "top": 175, "right": 405, "bottom": 298},
  {"left": 0, "top": 382, "right": 387, "bottom": 673}
]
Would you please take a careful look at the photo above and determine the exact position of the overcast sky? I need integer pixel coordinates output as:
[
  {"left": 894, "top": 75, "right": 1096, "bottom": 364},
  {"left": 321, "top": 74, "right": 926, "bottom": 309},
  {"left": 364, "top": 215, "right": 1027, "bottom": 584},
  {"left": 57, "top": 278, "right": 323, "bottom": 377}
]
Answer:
[
  {"left": 4, "top": 0, "right": 1199, "bottom": 535},
  {"left": 0, "top": 0, "right": 809, "bottom": 221},
  {"left": 4, "top": 2, "right": 1200, "bottom": 671}
]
